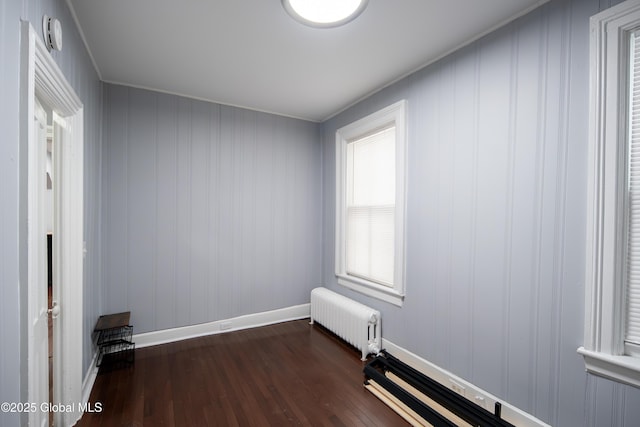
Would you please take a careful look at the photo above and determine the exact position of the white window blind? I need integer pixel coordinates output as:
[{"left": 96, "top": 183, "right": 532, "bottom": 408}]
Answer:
[
  {"left": 345, "top": 126, "right": 395, "bottom": 286},
  {"left": 626, "top": 30, "right": 640, "bottom": 353}
]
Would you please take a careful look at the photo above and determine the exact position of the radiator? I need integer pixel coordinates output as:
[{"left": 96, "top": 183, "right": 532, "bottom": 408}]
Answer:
[{"left": 310, "top": 287, "right": 381, "bottom": 360}]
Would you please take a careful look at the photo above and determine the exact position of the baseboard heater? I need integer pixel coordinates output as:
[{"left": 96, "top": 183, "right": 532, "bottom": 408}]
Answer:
[{"left": 364, "top": 351, "right": 515, "bottom": 427}]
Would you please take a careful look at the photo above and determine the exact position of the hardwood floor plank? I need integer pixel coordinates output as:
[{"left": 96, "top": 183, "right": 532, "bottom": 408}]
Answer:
[
  {"left": 143, "top": 346, "right": 174, "bottom": 426},
  {"left": 77, "top": 319, "right": 407, "bottom": 426}
]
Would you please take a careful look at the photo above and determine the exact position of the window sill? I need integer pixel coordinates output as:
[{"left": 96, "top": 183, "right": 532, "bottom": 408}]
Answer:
[
  {"left": 337, "top": 274, "right": 404, "bottom": 307},
  {"left": 577, "top": 346, "right": 640, "bottom": 388}
]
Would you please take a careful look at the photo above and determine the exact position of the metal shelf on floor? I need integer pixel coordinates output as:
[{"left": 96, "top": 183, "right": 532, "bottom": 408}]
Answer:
[{"left": 94, "top": 311, "right": 135, "bottom": 368}]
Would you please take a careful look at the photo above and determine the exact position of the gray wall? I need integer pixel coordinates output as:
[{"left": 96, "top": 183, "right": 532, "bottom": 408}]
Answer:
[
  {"left": 101, "top": 84, "right": 322, "bottom": 333},
  {"left": 321, "top": 0, "right": 640, "bottom": 426},
  {"left": 0, "top": 0, "right": 102, "bottom": 425},
  {"left": 0, "top": 1, "right": 24, "bottom": 426}
]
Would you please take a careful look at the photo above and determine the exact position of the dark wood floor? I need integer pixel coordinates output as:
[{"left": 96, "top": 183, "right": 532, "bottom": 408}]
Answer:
[{"left": 77, "top": 319, "right": 408, "bottom": 427}]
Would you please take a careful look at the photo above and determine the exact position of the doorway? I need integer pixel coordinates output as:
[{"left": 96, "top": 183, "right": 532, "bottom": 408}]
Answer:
[
  {"left": 44, "top": 112, "right": 56, "bottom": 426},
  {"left": 21, "top": 21, "right": 84, "bottom": 427}
]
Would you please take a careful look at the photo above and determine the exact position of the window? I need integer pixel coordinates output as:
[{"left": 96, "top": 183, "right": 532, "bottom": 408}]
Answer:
[
  {"left": 579, "top": 0, "right": 640, "bottom": 387},
  {"left": 335, "top": 100, "right": 407, "bottom": 306},
  {"left": 628, "top": 29, "right": 640, "bottom": 358}
]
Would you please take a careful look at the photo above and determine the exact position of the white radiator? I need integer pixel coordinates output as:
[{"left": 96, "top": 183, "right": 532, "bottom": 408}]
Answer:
[{"left": 310, "top": 287, "right": 381, "bottom": 360}]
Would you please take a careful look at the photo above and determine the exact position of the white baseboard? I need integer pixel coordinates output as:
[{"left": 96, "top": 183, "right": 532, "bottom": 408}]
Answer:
[
  {"left": 133, "top": 303, "right": 311, "bottom": 348},
  {"left": 73, "top": 350, "right": 99, "bottom": 426},
  {"left": 80, "top": 350, "right": 99, "bottom": 403},
  {"left": 381, "top": 339, "right": 550, "bottom": 427}
]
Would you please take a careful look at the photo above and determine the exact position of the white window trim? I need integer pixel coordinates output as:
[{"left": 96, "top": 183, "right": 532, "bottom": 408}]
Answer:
[
  {"left": 335, "top": 100, "right": 407, "bottom": 306},
  {"left": 579, "top": 0, "right": 640, "bottom": 388}
]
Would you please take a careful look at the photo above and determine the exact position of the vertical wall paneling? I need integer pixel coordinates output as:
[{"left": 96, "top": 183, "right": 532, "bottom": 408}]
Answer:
[
  {"left": 0, "top": 0, "right": 22, "bottom": 425},
  {"left": 176, "top": 98, "right": 192, "bottom": 327},
  {"left": 103, "top": 86, "right": 129, "bottom": 312},
  {"left": 156, "top": 93, "right": 179, "bottom": 330},
  {"left": 218, "top": 106, "right": 233, "bottom": 320},
  {"left": 548, "top": 3, "right": 573, "bottom": 423},
  {"left": 623, "top": 381, "right": 640, "bottom": 427},
  {"left": 128, "top": 89, "right": 157, "bottom": 331},
  {"left": 253, "top": 114, "right": 274, "bottom": 308},
  {"left": 191, "top": 100, "right": 204, "bottom": 324},
  {"left": 434, "top": 61, "right": 454, "bottom": 370},
  {"left": 102, "top": 85, "right": 322, "bottom": 334},
  {"left": 505, "top": 9, "right": 541, "bottom": 413},
  {"left": 501, "top": 30, "right": 519, "bottom": 401},
  {"left": 472, "top": 29, "right": 511, "bottom": 396},
  {"left": 320, "top": 0, "right": 640, "bottom": 426},
  {"left": 451, "top": 48, "right": 478, "bottom": 381}
]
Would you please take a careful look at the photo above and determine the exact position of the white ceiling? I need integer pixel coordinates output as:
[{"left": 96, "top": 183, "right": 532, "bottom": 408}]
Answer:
[{"left": 68, "top": 0, "right": 548, "bottom": 122}]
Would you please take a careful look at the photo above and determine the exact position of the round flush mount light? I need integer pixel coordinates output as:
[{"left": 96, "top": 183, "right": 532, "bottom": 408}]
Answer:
[{"left": 282, "top": 0, "right": 368, "bottom": 28}]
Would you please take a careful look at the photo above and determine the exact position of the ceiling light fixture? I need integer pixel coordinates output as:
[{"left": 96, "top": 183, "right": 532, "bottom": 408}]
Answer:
[{"left": 282, "top": 0, "right": 368, "bottom": 28}]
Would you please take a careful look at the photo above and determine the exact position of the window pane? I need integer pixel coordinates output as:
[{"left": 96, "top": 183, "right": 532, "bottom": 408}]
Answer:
[
  {"left": 626, "top": 30, "right": 640, "bottom": 348},
  {"left": 348, "top": 127, "right": 395, "bottom": 206},
  {"left": 345, "top": 126, "right": 395, "bottom": 287},
  {"left": 346, "top": 205, "right": 395, "bottom": 285}
]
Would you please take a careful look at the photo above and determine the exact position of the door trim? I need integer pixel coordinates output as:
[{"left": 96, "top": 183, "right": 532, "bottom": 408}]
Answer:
[{"left": 20, "top": 21, "right": 84, "bottom": 427}]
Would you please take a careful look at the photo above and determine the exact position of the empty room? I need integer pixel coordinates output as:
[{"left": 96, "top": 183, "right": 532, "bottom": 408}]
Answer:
[{"left": 4, "top": 0, "right": 640, "bottom": 426}]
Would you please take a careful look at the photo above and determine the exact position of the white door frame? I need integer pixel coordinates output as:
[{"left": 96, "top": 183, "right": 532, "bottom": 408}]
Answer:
[
  {"left": 30, "top": 95, "right": 49, "bottom": 427},
  {"left": 20, "top": 21, "right": 84, "bottom": 426}
]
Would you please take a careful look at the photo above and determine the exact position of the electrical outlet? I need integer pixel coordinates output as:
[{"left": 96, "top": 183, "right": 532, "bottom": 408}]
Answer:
[
  {"left": 220, "top": 322, "right": 232, "bottom": 331},
  {"left": 449, "top": 379, "right": 466, "bottom": 397}
]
